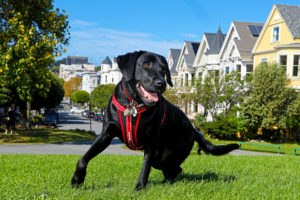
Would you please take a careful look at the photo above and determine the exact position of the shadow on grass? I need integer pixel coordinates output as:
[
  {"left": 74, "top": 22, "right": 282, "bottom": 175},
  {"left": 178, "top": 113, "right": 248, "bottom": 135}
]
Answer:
[{"left": 149, "top": 171, "right": 236, "bottom": 187}]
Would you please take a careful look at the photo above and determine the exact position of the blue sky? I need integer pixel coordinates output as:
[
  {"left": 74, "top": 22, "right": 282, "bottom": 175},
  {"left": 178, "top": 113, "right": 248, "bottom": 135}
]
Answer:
[{"left": 54, "top": 0, "right": 300, "bottom": 66}]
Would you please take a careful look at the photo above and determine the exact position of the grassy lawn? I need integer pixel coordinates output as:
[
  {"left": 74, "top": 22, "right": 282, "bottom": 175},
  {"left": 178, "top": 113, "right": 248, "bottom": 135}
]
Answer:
[
  {"left": 0, "top": 128, "right": 96, "bottom": 144},
  {"left": 0, "top": 154, "right": 299, "bottom": 199}
]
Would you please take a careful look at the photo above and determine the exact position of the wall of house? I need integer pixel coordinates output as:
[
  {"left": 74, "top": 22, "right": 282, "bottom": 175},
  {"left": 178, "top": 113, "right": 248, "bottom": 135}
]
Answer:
[
  {"left": 253, "top": 8, "right": 300, "bottom": 90},
  {"left": 254, "top": 9, "right": 294, "bottom": 53}
]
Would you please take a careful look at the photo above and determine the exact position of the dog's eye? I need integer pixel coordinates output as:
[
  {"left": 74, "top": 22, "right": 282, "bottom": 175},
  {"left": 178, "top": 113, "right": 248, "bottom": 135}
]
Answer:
[
  {"left": 162, "top": 69, "right": 167, "bottom": 73},
  {"left": 144, "top": 63, "right": 151, "bottom": 68}
]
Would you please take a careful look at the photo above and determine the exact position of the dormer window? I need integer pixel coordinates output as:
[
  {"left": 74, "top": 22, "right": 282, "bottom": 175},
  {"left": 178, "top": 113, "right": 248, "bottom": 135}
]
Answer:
[{"left": 272, "top": 26, "right": 280, "bottom": 42}]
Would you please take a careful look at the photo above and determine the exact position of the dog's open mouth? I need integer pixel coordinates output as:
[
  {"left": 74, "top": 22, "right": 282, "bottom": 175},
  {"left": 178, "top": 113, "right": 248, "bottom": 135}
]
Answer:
[{"left": 136, "top": 83, "right": 159, "bottom": 104}]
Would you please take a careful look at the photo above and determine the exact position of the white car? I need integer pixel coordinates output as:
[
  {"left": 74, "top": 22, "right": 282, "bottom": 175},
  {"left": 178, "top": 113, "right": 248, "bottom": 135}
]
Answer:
[{"left": 70, "top": 107, "right": 83, "bottom": 114}]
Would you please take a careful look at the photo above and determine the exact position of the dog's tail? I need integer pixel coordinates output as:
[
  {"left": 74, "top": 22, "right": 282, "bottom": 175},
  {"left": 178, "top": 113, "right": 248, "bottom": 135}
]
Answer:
[{"left": 194, "top": 132, "right": 239, "bottom": 155}]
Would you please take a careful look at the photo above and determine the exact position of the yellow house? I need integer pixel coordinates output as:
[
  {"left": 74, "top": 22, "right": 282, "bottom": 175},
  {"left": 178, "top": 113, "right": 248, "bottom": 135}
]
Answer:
[{"left": 252, "top": 4, "right": 300, "bottom": 91}]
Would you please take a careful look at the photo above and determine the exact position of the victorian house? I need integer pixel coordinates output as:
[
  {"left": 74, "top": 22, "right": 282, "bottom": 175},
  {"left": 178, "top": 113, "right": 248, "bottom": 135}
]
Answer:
[
  {"left": 252, "top": 4, "right": 300, "bottom": 91},
  {"left": 218, "top": 21, "right": 263, "bottom": 80}
]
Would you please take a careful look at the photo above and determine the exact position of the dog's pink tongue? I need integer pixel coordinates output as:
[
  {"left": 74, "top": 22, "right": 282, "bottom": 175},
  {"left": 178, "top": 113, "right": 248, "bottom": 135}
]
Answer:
[{"left": 140, "top": 85, "right": 159, "bottom": 102}]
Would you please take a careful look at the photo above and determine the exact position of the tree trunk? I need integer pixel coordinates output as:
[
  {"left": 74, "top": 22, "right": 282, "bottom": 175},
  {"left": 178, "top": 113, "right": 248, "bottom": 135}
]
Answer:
[{"left": 26, "top": 101, "right": 31, "bottom": 129}]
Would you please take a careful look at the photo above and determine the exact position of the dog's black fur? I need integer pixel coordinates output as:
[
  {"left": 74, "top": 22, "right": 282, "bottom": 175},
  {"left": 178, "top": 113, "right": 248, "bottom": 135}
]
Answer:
[{"left": 71, "top": 51, "right": 239, "bottom": 190}]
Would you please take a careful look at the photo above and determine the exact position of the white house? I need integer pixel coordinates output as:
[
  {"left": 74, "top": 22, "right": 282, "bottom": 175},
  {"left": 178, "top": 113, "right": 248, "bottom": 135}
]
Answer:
[
  {"left": 192, "top": 27, "right": 226, "bottom": 120},
  {"left": 167, "top": 48, "right": 181, "bottom": 87},
  {"left": 59, "top": 56, "right": 95, "bottom": 81},
  {"left": 176, "top": 41, "right": 200, "bottom": 89},
  {"left": 81, "top": 72, "right": 100, "bottom": 94},
  {"left": 219, "top": 21, "right": 263, "bottom": 79},
  {"left": 100, "top": 56, "right": 122, "bottom": 85}
]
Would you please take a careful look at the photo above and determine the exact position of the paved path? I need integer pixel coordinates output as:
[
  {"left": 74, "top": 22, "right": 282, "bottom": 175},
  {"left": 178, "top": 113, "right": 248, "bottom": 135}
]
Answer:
[
  {"left": 0, "top": 139, "right": 142, "bottom": 155},
  {"left": 0, "top": 140, "right": 280, "bottom": 156}
]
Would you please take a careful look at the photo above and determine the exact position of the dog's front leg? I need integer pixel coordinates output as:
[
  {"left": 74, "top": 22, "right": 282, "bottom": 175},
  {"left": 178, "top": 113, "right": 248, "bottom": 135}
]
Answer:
[
  {"left": 71, "top": 122, "right": 116, "bottom": 187},
  {"left": 135, "top": 149, "right": 153, "bottom": 190}
]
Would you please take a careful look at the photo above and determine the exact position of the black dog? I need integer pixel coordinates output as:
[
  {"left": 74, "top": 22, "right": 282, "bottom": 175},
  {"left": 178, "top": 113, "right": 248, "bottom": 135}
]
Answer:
[{"left": 71, "top": 51, "right": 239, "bottom": 190}]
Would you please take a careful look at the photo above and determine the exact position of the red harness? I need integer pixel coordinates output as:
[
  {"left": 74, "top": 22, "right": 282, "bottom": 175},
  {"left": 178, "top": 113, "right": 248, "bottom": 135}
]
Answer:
[{"left": 112, "top": 83, "right": 166, "bottom": 150}]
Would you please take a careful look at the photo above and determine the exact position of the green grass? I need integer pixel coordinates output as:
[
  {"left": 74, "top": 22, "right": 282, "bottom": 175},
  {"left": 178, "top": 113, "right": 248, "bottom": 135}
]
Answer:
[
  {"left": 0, "top": 128, "right": 96, "bottom": 144},
  {"left": 0, "top": 154, "right": 299, "bottom": 199}
]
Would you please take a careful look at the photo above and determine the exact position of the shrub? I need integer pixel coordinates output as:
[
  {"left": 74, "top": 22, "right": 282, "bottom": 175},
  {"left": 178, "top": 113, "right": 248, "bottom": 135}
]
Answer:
[
  {"left": 193, "top": 114, "right": 246, "bottom": 139},
  {"left": 31, "top": 115, "right": 43, "bottom": 125}
]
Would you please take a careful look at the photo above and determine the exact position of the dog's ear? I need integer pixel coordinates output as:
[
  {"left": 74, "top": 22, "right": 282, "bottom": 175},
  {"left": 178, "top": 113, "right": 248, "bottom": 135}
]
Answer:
[
  {"left": 117, "top": 51, "right": 145, "bottom": 81},
  {"left": 160, "top": 56, "right": 173, "bottom": 87},
  {"left": 165, "top": 66, "right": 173, "bottom": 87}
]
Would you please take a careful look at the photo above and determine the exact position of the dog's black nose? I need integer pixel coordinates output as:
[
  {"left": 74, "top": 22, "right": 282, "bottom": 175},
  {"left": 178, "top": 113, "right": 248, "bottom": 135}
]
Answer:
[{"left": 154, "top": 80, "right": 165, "bottom": 90}]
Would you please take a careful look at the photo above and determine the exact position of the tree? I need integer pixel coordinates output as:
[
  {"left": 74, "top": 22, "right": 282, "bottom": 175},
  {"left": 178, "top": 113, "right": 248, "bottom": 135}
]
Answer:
[
  {"left": 0, "top": 86, "right": 12, "bottom": 106},
  {"left": 0, "top": 0, "right": 70, "bottom": 128},
  {"left": 194, "top": 71, "right": 246, "bottom": 121},
  {"left": 63, "top": 77, "right": 82, "bottom": 98},
  {"left": 243, "top": 63, "right": 300, "bottom": 140},
  {"left": 31, "top": 73, "right": 64, "bottom": 110},
  {"left": 90, "top": 84, "right": 116, "bottom": 113},
  {"left": 71, "top": 90, "right": 89, "bottom": 105}
]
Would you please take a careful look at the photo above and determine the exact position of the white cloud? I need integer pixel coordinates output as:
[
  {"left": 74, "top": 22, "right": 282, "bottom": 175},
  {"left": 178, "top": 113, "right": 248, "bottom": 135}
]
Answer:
[
  {"left": 62, "top": 25, "right": 182, "bottom": 65},
  {"left": 180, "top": 33, "right": 200, "bottom": 39},
  {"left": 71, "top": 20, "right": 97, "bottom": 27}
]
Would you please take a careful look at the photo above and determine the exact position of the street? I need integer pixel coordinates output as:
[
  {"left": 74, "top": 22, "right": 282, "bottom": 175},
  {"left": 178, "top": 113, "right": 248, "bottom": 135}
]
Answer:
[{"left": 57, "top": 102, "right": 103, "bottom": 135}]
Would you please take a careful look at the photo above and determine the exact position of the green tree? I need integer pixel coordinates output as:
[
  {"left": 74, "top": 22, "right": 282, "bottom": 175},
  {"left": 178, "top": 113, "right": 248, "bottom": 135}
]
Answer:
[
  {"left": 71, "top": 90, "right": 89, "bottom": 105},
  {"left": 194, "top": 71, "right": 246, "bottom": 121},
  {"left": 0, "top": 86, "right": 12, "bottom": 106},
  {"left": 0, "top": 0, "right": 70, "bottom": 128},
  {"left": 31, "top": 73, "right": 64, "bottom": 110},
  {"left": 243, "top": 63, "right": 300, "bottom": 139},
  {"left": 90, "top": 84, "right": 116, "bottom": 113}
]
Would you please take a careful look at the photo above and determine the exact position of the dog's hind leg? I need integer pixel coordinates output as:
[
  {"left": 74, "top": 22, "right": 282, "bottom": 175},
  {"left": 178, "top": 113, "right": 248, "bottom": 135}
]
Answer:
[
  {"left": 163, "top": 166, "right": 182, "bottom": 181},
  {"left": 71, "top": 123, "right": 117, "bottom": 187},
  {"left": 194, "top": 132, "right": 239, "bottom": 155}
]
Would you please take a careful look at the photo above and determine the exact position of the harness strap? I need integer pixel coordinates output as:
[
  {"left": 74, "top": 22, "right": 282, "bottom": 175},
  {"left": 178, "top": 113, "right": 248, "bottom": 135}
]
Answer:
[
  {"left": 113, "top": 94, "right": 148, "bottom": 150},
  {"left": 112, "top": 90, "right": 166, "bottom": 150}
]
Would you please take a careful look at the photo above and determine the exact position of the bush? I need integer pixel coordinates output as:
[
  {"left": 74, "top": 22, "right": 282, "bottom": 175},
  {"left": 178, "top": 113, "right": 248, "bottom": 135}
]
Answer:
[
  {"left": 193, "top": 114, "right": 246, "bottom": 139},
  {"left": 31, "top": 115, "right": 43, "bottom": 125}
]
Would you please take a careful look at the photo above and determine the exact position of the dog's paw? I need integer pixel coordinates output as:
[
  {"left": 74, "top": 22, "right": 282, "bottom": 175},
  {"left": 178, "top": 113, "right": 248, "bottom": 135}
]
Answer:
[
  {"left": 71, "top": 171, "right": 85, "bottom": 187},
  {"left": 135, "top": 182, "right": 146, "bottom": 191}
]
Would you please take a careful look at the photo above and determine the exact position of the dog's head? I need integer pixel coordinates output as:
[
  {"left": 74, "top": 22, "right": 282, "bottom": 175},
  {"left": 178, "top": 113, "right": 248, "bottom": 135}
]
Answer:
[{"left": 117, "top": 51, "right": 173, "bottom": 106}]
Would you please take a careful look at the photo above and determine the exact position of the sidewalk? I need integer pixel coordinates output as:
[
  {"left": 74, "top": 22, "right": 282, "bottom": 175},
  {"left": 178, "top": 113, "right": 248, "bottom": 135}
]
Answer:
[{"left": 0, "top": 139, "right": 280, "bottom": 156}]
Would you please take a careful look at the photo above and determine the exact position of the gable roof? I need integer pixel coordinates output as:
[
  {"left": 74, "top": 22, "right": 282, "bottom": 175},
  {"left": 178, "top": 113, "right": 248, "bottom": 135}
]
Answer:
[
  {"left": 233, "top": 21, "right": 264, "bottom": 57},
  {"left": 184, "top": 41, "right": 200, "bottom": 68},
  {"left": 101, "top": 56, "right": 112, "bottom": 65},
  {"left": 276, "top": 4, "right": 300, "bottom": 39},
  {"left": 169, "top": 49, "right": 181, "bottom": 74},
  {"left": 205, "top": 27, "right": 226, "bottom": 54}
]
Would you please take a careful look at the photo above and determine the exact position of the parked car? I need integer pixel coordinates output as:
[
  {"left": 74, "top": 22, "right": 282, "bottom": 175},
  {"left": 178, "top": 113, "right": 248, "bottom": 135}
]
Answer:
[
  {"left": 81, "top": 110, "right": 89, "bottom": 117},
  {"left": 42, "top": 115, "right": 57, "bottom": 126},
  {"left": 86, "top": 111, "right": 95, "bottom": 118},
  {"left": 94, "top": 113, "right": 104, "bottom": 121},
  {"left": 70, "top": 107, "right": 83, "bottom": 114}
]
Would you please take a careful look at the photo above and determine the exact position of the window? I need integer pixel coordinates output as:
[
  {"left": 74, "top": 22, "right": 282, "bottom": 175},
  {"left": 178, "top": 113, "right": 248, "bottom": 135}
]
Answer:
[
  {"left": 293, "top": 55, "right": 300, "bottom": 77},
  {"left": 181, "top": 74, "right": 184, "bottom": 87},
  {"left": 105, "top": 75, "right": 107, "bottom": 83},
  {"left": 225, "top": 66, "right": 230, "bottom": 74},
  {"left": 246, "top": 64, "right": 253, "bottom": 82},
  {"left": 279, "top": 55, "right": 287, "bottom": 72},
  {"left": 185, "top": 73, "right": 189, "bottom": 87},
  {"left": 272, "top": 26, "right": 280, "bottom": 42},
  {"left": 236, "top": 65, "right": 241, "bottom": 80},
  {"left": 260, "top": 58, "right": 268, "bottom": 63},
  {"left": 191, "top": 73, "right": 195, "bottom": 86},
  {"left": 194, "top": 103, "right": 198, "bottom": 113}
]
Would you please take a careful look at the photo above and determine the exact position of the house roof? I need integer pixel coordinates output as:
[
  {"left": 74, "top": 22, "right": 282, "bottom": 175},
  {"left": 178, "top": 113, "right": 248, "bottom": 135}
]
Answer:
[
  {"left": 184, "top": 41, "right": 200, "bottom": 68},
  {"left": 205, "top": 27, "right": 226, "bottom": 54},
  {"left": 276, "top": 4, "right": 300, "bottom": 38},
  {"left": 101, "top": 56, "right": 112, "bottom": 65},
  {"left": 232, "top": 21, "right": 264, "bottom": 57},
  {"left": 169, "top": 49, "right": 181, "bottom": 74}
]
